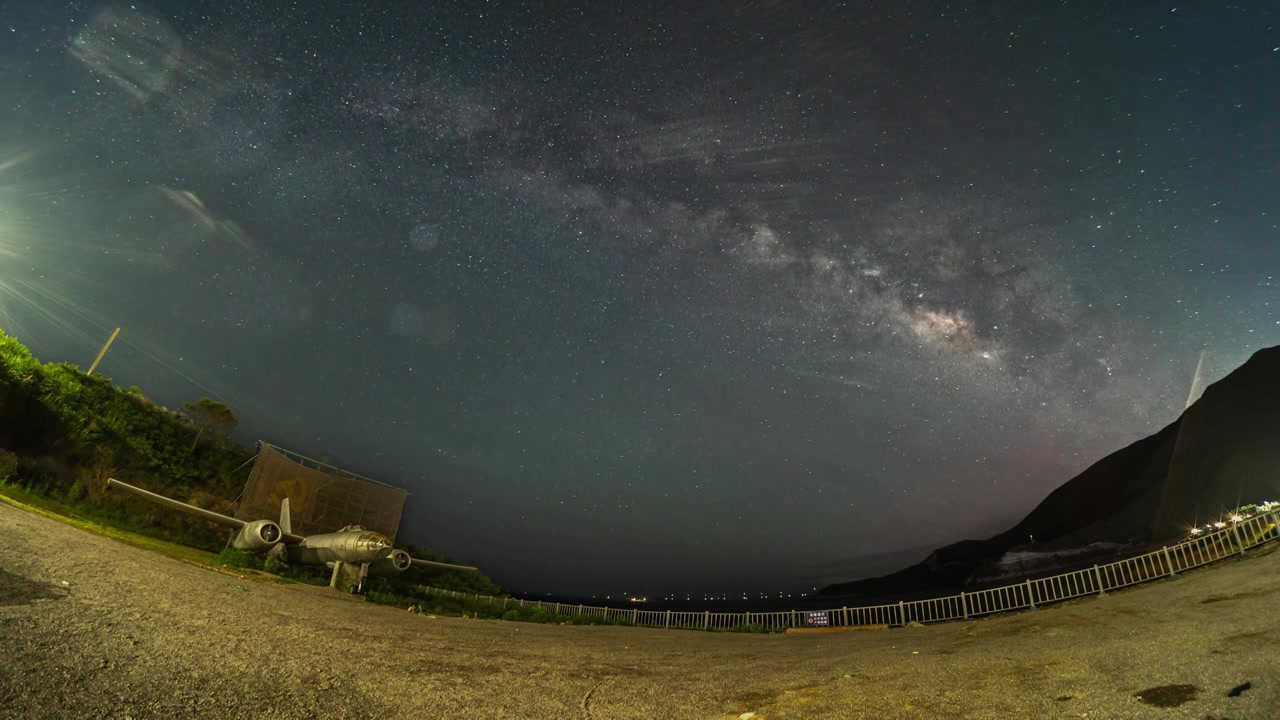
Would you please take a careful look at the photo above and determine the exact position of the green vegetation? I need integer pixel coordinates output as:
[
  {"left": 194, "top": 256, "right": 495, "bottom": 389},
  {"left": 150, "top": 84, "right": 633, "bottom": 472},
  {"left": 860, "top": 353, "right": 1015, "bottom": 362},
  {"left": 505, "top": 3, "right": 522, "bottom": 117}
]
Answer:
[
  {"left": 211, "top": 548, "right": 329, "bottom": 585},
  {"left": 0, "top": 484, "right": 220, "bottom": 566},
  {"left": 210, "top": 548, "right": 261, "bottom": 569},
  {"left": 0, "top": 328, "right": 252, "bottom": 502},
  {"left": 0, "top": 326, "right": 260, "bottom": 555}
]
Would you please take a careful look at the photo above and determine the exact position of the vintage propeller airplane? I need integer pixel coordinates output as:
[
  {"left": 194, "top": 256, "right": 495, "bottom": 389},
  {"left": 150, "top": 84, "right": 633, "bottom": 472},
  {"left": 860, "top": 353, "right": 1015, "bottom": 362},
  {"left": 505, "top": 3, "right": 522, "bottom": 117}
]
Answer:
[{"left": 106, "top": 478, "right": 478, "bottom": 587}]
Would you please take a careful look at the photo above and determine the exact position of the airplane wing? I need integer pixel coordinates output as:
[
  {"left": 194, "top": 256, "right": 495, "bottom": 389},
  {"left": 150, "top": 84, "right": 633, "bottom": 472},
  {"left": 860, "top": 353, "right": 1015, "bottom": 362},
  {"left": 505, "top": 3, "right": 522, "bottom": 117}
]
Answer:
[
  {"left": 411, "top": 557, "right": 479, "bottom": 572},
  {"left": 106, "top": 478, "right": 304, "bottom": 543}
]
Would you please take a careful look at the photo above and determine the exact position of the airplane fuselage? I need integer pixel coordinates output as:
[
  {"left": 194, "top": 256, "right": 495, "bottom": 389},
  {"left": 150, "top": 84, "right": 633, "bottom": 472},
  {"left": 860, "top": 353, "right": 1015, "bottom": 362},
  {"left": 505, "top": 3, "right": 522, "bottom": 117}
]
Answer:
[{"left": 280, "top": 529, "right": 394, "bottom": 566}]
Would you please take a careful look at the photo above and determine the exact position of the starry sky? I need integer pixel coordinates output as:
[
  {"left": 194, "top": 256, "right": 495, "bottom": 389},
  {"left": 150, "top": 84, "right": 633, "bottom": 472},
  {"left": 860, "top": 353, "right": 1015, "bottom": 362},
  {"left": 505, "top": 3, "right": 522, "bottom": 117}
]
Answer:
[{"left": 1, "top": 1, "right": 1277, "bottom": 597}]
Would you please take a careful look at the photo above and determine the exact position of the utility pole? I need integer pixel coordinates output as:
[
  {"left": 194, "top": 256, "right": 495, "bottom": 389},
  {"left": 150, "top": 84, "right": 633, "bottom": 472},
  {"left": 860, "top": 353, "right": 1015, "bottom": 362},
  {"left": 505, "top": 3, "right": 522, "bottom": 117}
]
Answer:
[{"left": 87, "top": 327, "right": 120, "bottom": 375}]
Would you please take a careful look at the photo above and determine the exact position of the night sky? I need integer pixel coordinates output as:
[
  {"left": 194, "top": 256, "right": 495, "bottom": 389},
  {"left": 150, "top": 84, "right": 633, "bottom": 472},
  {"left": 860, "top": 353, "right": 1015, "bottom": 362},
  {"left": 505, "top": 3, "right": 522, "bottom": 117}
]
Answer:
[{"left": 1, "top": 2, "right": 1277, "bottom": 598}]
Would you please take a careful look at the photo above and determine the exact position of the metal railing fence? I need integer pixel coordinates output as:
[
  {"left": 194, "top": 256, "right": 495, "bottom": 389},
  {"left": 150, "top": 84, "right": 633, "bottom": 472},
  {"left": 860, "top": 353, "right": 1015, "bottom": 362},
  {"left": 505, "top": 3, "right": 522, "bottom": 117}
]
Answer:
[{"left": 416, "top": 508, "right": 1279, "bottom": 632}]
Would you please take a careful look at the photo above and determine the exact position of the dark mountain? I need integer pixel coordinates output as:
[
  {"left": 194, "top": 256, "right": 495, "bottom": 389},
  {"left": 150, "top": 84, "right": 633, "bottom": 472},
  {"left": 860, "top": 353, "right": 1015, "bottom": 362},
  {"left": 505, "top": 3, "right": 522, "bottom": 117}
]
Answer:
[{"left": 817, "top": 345, "right": 1280, "bottom": 600}]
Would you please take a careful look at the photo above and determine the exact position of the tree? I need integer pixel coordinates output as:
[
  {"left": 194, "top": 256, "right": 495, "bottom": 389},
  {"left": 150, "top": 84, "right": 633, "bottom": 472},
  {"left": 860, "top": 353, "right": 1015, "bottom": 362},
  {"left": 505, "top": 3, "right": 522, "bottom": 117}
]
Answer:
[{"left": 183, "top": 397, "right": 238, "bottom": 451}]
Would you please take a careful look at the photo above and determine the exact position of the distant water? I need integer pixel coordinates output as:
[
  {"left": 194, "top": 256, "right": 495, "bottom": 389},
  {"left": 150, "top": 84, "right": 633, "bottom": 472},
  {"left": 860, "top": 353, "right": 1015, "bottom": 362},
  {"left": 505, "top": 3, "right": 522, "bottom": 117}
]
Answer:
[
  {"left": 521, "top": 595, "right": 831, "bottom": 614},
  {"left": 516, "top": 542, "right": 1157, "bottom": 615}
]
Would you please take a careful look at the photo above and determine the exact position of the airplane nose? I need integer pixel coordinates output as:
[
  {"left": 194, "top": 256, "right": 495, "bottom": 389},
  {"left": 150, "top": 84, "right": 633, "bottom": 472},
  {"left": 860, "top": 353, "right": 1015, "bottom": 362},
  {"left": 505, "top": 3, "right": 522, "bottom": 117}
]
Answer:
[{"left": 355, "top": 532, "right": 395, "bottom": 557}]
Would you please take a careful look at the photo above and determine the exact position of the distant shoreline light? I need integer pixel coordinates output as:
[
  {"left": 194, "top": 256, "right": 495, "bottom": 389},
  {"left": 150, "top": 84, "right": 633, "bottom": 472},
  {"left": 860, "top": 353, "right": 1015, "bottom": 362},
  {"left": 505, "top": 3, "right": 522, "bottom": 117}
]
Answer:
[{"left": 1189, "top": 501, "right": 1276, "bottom": 537}]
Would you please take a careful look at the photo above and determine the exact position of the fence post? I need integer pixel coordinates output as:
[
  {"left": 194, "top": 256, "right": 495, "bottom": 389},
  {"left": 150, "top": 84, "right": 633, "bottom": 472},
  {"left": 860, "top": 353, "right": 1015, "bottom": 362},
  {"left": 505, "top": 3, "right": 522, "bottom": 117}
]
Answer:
[
  {"left": 631, "top": 608, "right": 638, "bottom": 625},
  {"left": 897, "top": 600, "right": 905, "bottom": 626},
  {"left": 1026, "top": 579, "right": 1035, "bottom": 609},
  {"left": 703, "top": 610, "right": 710, "bottom": 630},
  {"left": 1162, "top": 546, "right": 1177, "bottom": 578},
  {"left": 841, "top": 607, "right": 848, "bottom": 626},
  {"left": 960, "top": 592, "right": 968, "bottom": 619},
  {"left": 1231, "top": 520, "right": 1247, "bottom": 556},
  {"left": 665, "top": 610, "right": 671, "bottom": 629},
  {"left": 1093, "top": 565, "right": 1107, "bottom": 596}
]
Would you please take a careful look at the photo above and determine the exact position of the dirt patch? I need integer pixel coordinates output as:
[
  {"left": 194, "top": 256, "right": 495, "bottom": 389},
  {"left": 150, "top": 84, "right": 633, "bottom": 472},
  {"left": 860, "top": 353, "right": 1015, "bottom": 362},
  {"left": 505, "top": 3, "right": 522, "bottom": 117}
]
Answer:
[
  {"left": 1104, "top": 605, "right": 1151, "bottom": 616},
  {"left": 1135, "top": 684, "right": 1198, "bottom": 707},
  {"left": 732, "top": 688, "right": 781, "bottom": 713},
  {"left": 1058, "top": 614, "right": 1101, "bottom": 626},
  {"left": 1200, "top": 588, "right": 1274, "bottom": 604},
  {"left": 0, "top": 568, "right": 69, "bottom": 606},
  {"left": 1222, "top": 630, "right": 1268, "bottom": 644},
  {"left": 966, "top": 622, "right": 1027, "bottom": 639}
]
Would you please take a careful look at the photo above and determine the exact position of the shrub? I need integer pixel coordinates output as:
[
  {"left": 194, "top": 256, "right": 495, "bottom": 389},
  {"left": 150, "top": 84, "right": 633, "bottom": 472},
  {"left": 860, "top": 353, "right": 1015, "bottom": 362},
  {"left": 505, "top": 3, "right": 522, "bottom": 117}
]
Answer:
[
  {"left": 0, "top": 450, "right": 17, "bottom": 482},
  {"left": 65, "top": 481, "right": 87, "bottom": 503},
  {"left": 367, "top": 590, "right": 415, "bottom": 608},
  {"left": 213, "top": 548, "right": 262, "bottom": 569}
]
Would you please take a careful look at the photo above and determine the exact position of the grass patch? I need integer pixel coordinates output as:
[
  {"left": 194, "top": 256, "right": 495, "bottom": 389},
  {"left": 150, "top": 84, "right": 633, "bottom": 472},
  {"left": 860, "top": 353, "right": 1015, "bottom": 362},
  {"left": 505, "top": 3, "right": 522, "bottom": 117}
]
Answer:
[
  {"left": 280, "top": 564, "right": 336, "bottom": 586},
  {"left": 207, "top": 547, "right": 327, "bottom": 585},
  {"left": 0, "top": 482, "right": 217, "bottom": 566}
]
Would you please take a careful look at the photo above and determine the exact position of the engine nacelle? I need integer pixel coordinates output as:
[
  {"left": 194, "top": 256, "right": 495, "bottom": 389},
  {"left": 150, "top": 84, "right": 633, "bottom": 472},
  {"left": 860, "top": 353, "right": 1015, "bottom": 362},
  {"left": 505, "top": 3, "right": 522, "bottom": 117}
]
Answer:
[
  {"left": 366, "top": 548, "right": 413, "bottom": 576},
  {"left": 230, "top": 519, "right": 283, "bottom": 551}
]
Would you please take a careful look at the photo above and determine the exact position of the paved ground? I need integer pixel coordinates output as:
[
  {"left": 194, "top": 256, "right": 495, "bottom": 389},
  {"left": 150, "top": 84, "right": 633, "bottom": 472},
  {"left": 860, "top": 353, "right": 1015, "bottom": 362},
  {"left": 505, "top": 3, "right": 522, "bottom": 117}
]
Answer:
[{"left": 1, "top": 499, "right": 1277, "bottom": 719}]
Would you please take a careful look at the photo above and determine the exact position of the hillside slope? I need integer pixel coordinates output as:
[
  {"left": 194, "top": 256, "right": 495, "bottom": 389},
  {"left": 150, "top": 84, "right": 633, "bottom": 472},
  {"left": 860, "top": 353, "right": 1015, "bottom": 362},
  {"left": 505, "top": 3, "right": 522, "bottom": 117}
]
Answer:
[{"left": 818, "top": 345, "right": 1280, "bottom": 598}]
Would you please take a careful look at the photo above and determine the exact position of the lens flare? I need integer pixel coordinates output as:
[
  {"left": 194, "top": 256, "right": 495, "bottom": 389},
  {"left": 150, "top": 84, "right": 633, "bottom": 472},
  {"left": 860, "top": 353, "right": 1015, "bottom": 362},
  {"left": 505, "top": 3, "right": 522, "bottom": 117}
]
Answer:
[{"left": 0, "top": 147, "right": 41, "bottom": 258}]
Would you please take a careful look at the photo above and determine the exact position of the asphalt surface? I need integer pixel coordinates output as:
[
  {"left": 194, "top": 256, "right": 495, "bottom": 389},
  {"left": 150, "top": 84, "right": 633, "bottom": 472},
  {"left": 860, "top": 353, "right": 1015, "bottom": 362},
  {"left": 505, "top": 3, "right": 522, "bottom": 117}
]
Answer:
[{"left": 1, "top": 499, "right": 1277, "bottom": 719}]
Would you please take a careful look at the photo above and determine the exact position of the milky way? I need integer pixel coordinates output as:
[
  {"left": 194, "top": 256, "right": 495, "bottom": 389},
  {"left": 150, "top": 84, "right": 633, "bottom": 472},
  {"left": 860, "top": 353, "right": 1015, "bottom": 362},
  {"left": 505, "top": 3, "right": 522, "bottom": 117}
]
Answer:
[{"left": 1, "top": 1, "right": 1277, "bottom": 596}]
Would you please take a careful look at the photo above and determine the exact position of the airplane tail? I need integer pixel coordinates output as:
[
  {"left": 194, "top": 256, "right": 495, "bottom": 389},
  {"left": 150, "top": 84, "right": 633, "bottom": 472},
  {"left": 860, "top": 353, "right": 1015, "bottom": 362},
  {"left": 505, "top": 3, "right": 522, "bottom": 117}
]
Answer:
[{"left": 279, "top": 498, "right": 292, "bottom": 535}]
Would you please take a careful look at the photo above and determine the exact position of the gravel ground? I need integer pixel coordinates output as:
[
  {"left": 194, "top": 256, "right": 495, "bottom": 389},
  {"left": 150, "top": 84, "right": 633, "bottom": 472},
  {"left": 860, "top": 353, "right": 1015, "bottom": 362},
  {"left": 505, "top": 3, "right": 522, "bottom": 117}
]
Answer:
[{"left": 1, "top": 499, "right": 1277, "bottom": 720}]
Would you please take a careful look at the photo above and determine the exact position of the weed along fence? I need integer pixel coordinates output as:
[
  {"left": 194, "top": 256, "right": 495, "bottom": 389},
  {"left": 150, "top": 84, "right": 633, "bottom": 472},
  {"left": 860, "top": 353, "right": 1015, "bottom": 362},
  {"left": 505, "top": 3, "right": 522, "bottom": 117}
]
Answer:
[{"left": 418, "top": 508, "right": 1280, "bottom": 633}]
